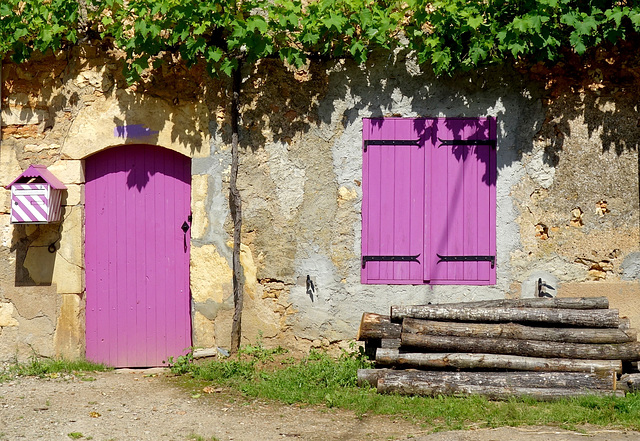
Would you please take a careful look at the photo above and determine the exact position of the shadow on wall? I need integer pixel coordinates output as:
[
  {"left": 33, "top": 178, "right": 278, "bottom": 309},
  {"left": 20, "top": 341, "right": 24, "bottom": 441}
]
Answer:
[{"left": 10, "top": 222, "right": 61, "bottom": 286}]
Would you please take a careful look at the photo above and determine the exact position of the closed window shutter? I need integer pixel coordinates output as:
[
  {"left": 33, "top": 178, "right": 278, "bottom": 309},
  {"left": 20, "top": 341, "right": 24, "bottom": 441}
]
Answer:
[
  {"left": 428, "top": 118, "right": 497, "bottom": 285},
  {"left": 361, "top": 118, "right": 428, "bottom": 284},
  {"left": 361, "top": 117, "right": 496, "bottom": 285}
]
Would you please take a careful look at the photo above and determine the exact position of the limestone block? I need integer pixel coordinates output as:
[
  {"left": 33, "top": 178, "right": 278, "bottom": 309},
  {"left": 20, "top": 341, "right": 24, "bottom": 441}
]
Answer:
[
  {"left": 4, "top": 285, "right": 59, "bottom": 321},
  {"left": 62, "top": 184, "right": 83, "bottom": 206},
  {"left": 190, "top": 244, "right": 232, "bottom": 303},
  {"left": 54, "top": 293, "right": 84, "bottom": 360},
  {"left": 0, "top": 302, "right": 19, "bottom": 327},
  {"left": 213, "top": 307, "right": 233, "bottom": 350},
  {"left": 51, "top": 207, "right": 83, "bottom": 293},
  {"left": 48, "top": 159, "right": 85, "bottom": 184},
  {"left": 0, "top": 213, "right": 11, "bottom": 248},
  {"left": 74, "top": 66, "right": 114, "bottom": 93},
  {"left": 24, "top": 143, "right": 61, "bottom": 153},
  {"left": 0, "top": 188, "right": 10, "bottom": 214},
  {"left": 16, "top": 315, "right": 56, "bottom": 358},
  {"left": 192, "top": 310, "right": 216, "bottom": 348},
  {"left": 190, "top": 174, "right": 209, "bottom": 240},
  {"left": 0, "top": 326, "right": 19, "bottom": 362},
  {"left": 1, "top": 105, "right": 48, "bottom": 126},
  {"left": 240, "top": 243, "right": 258, "bottom": 300},
  {"left": 0, "top": 147, "right": 23, "bottom": 189},
  {"left": 64, "top": 90, "right": 211, "bottom": 159}
]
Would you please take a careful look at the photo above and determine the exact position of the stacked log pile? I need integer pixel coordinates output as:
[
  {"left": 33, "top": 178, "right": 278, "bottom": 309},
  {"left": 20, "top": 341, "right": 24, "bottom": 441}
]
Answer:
[{"left": 357, "top": 297, "right": 640, "bottom": 400}]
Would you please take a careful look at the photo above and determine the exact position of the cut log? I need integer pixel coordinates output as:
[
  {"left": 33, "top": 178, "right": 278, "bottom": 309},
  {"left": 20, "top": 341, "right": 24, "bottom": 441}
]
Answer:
[
  {"left": 401, "top": 333, "right": 640, "bottom": 361},
  {"left": 381, "top": 338, "right": 401, "bottom": 349},
  {"left": 357, "top": 313, "right": 401, "bottom": 340},
  {"left": 402, "top": 318, "right": 637, "bottom": 344},
  {"left": 377, "top": 374, "right": 624, "bottom": 400},
  {"left": 619, "top": 373, "right": 640, "bottom": 392},
  {"left": 391, "top": 305, "right": 620, "bottom": 328},
  {"left": 375, "top": 348, "right": 623, "bottom": 374},
  {"left": 436, "top": 297, "right": 609, "bottom": 310},
  {"left": 374, "top": 370, "right": 616, "bottom": 390},
  {"left": 357, "top": 368, "right": 394, "bottom": 388}
]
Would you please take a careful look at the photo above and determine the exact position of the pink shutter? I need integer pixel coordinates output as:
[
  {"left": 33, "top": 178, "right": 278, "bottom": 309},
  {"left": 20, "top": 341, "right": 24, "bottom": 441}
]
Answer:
[
  {"left": 361, "top": 118, "right": 430, "bottom": 284},
  {"left": 428, "top": 118, "right": 496, "bottom": 284}
]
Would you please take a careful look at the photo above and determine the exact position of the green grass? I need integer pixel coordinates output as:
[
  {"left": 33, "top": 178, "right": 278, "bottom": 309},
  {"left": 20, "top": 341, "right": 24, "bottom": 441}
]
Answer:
[
  {"left": 173, "top": 343, "right": 640, "bottom": 433},
  {"left": 1, "top": 357, "right": 111, "bottom": 381}
]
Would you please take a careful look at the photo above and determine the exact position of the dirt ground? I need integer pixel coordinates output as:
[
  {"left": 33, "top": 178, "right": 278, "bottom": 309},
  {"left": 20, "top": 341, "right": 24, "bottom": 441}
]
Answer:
[{"left": 1, "top": 369, "right": 639, "bottom": 441}]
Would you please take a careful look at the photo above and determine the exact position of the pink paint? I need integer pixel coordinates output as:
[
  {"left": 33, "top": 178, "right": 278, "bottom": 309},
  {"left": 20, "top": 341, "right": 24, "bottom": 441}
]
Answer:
[
  {"left": 362, "top": 118, "right": 496, "bottom": 285},
  {"left": 85, "top": 145, "right": 192, "bottom": 367}
]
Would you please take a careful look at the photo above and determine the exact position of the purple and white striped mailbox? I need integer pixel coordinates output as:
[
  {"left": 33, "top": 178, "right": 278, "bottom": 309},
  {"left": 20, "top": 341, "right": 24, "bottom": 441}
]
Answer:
[{"left": 5, "top": 165, "right": 67, "bottom": 224}]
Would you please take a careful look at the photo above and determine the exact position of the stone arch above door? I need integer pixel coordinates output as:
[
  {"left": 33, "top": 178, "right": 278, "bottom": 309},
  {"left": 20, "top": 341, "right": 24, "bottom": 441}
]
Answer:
[{"left": 61, "top": 89, "right": 211, "bottom": 161}]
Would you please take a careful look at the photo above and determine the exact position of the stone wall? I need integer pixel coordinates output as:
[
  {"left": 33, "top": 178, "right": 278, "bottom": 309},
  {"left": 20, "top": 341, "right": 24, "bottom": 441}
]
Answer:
[{"left": 1, "top": 45, "right": 638, "bottom": 361}]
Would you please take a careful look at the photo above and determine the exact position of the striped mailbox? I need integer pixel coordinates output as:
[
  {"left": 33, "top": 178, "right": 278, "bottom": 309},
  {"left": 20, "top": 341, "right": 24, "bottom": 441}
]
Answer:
[{"left": 5, "top": 165, "right": 67, "bottom": 224}]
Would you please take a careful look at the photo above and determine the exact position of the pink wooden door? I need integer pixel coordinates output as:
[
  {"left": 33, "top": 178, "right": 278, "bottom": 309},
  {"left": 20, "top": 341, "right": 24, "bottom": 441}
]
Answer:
[{"left": 85, "top": 145, "right": 192, "bottom": 367}]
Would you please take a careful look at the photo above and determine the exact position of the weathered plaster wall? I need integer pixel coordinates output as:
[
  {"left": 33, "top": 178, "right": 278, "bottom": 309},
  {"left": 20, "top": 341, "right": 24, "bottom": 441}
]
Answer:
[
  {"left": 196, "top": 54, "right": 638, "bottom": 351},
  {"left": 1, "top": 45, "right": 639, "bottom": 360}
]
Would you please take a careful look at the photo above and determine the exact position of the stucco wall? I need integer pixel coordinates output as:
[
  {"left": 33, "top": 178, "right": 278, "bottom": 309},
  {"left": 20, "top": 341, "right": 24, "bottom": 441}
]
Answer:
[{"left": 1, "top": 46, "right": 638, "bottom": 361}]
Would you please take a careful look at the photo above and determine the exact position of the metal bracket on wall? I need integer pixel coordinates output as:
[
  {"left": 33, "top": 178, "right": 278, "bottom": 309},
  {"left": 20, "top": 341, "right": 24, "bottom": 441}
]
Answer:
[
  {"left": 363, "top": 139, "right": 420, "bottom": 152},
  {"left": 436, "top": 254, "right": 495, "bottom": 268},
  {"left": 437, "top": 138, "right": 497, "bottom": 149},
  {"left": 362, "top": 254, "right": 421, "bottom": 269}
]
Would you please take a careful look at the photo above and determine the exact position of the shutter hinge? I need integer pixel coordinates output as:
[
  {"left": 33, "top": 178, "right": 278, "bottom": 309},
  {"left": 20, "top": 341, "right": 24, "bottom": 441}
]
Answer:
[
  {"left": 363, "top": 139, "right": 420, "bottom": 153},
  {"left": 362, "top": 254, "right": 421, "bottom": 269},
  {"left": 437, "top": 138, "right": 496, "bottom": 149},
  {"left": 436, "top": 254, "right": 495, "bottom": 269}
]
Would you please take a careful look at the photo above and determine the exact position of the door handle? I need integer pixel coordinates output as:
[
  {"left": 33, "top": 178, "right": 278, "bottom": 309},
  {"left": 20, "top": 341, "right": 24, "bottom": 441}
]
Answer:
[{"left": 181, "top": 221, "right": 190, "bottom": 233}]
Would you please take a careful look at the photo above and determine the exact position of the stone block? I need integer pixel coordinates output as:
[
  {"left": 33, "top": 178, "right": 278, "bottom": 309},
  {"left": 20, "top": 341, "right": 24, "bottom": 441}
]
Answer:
[
  {"left": 0, "top": 302, "right": 19, "bottom": 327},
  {"left": 64, "top": 90, "right": 211, "bottom": 160},
  {"left": 15, "top": 314, "right": 56, "bottom": 358},
  {"left": 1, "top": 105, "right": 48, "bottom": 126},
  {"left": 50, "top": 206, "right": 83, "bottom": 293},
  {"left": 54, "top": 293, "right": 84, "bottom": 360},
  {"left": 62, "top": 184, "right": 83, "bottom": 206},
  {"left": 190, "top": 244, "right": 232, "bottom": 303},
  {"left": 190, "top": 174, "right": 209, "bottom": 240},
  {"left": 3, "top": 285, "right": 59, "bottom": 321},
  {"left": 192, "top": 310, "right": 216, "bottom": 349},
  {"left": 48, "top": 159, "right": 85, "bottom": 184}
]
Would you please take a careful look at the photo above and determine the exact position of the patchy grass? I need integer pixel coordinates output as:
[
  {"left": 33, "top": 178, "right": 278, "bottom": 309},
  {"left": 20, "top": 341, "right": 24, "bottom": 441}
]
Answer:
[
  {"left": 1, "top": 357, "right": 111, "bottom": 381},
  {"left": 172, "top": 342, "right": 640, "bottom": 433}
]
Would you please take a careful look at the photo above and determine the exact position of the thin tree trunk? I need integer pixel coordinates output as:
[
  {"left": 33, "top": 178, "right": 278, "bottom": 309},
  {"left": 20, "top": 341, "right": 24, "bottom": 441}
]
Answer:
[
  {"left": 375, "top": 348, "right": 623, "bottom": 373},
  {"left": 402, "top": 318, "right": 637, "bottom": 344},
  {"left": 401, "top": 332, "right": 640, "bottom": 361},
  {"left": 391, "top": 305, "right": 620, "bottom": 328},
  {"left": 230, "top": 63, "right": 243, "bottom": 353}
]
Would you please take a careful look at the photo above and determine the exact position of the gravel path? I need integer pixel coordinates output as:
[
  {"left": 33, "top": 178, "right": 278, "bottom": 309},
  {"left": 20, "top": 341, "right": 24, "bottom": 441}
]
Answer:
[{"left": 1, "top": 369, "right": 639, "bottom": 441}]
